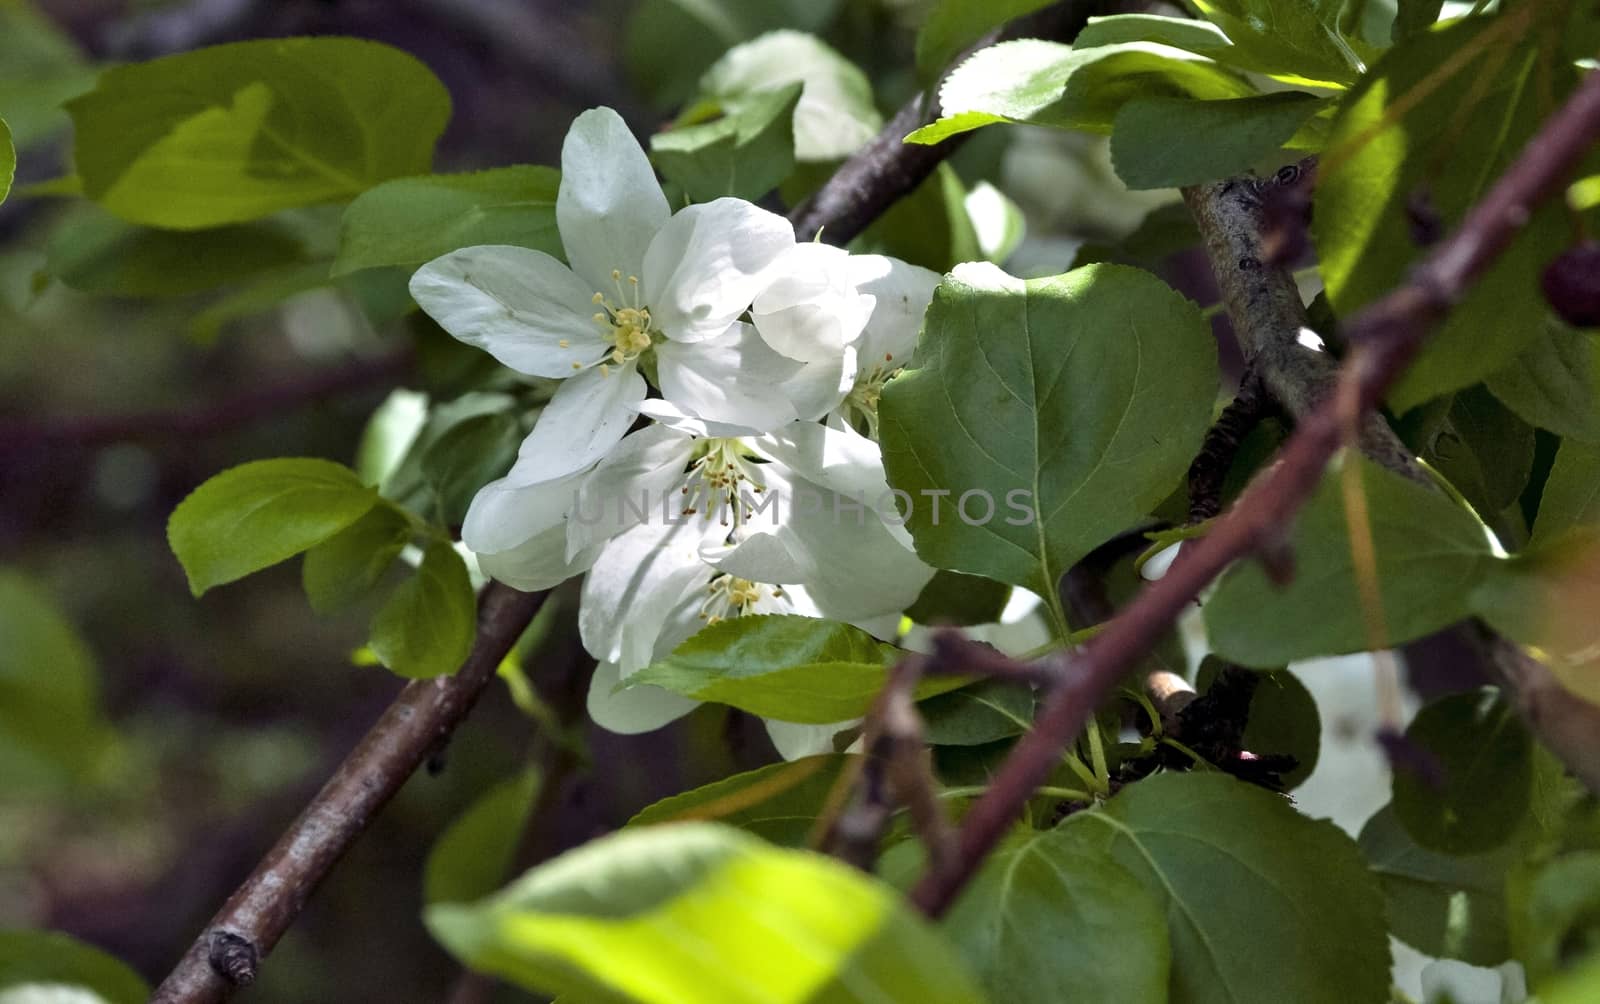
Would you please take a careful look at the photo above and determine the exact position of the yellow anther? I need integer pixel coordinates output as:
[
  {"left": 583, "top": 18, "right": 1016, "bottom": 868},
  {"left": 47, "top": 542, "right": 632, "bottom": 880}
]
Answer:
[{"left": 558, "top": 339, "right": 570, "bottom": 348}]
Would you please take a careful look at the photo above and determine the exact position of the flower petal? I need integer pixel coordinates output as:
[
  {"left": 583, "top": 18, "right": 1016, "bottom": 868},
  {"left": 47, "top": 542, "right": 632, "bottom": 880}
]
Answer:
[
  {"left": 656, "top": 322, "right": 803, "bottom": 432},
  {"left": 579, "top": 518, "right": 720, "bottom": 674},
  {"left": 638, "top": 398, "right": 764, "bottom": 440},
  {"left": 753, "top": 419, "right": 900, "bottom": 519},
  {"left": 514, "top": 363, "right": 647, "bottom": 482},
  {"left": 461, "top": 470, "right": 581, "bottom": 555},
  {"left": 558, "top": 107, "right": 671, "bottom": 290},
  {"left": 846, "top": 254, "right": 941, "bottom": 367},
  {"left": 410, "top": 245, "right": 607, "bottom": 378},
  {"left": 478, "top": 523, "right": 600, "bottom": 592},
  {"left": 643, "top": 198, "right": 795, "bottom": 344},
  {"left": 587, "top": 660, "right": 698, "bottom": 734},
  {"left": 567, "top": 425, "right": 696, "bottom": 560},
  {"left": 750, "top": 242, "right": 873, "bottom": 363},
  {"left": 764, "top": 719, "right": 852, "bottom": 760}
]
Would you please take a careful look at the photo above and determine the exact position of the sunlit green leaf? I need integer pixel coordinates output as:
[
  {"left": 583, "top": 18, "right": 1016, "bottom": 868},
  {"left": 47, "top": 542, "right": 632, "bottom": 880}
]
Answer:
[
  {"left": 428, "top": 822, "right": 990, "bottom": 1004},
  {"left": 168, "top": 458, "right": 380, "bottom": 596},
  {"left": 1205, "top": 455, "right": 1496, "bottom": 665},
  {"left": 651, "top": 83, "right": 800, "bottom": 202},
  {"left": 1060, "top": 772, "right": 1389, "bottom": 1004},
  {"left": 1184, "top": 0, "right": 1371, "bottom": 87},
  {"left": 369, "top": 539, "right": 475, "bottom": 679},
  {"left": 67, "top": 37, "right": 451, "bottom": 229},
  {"left": 915, "top": 0, "right": 1057, "bottom": 77},
  {"left": 629, "top": 754, "right": 854, "bottom": 845},
  {"left": 880, "top": 262, "right": 1216, "bottom": 602},
  {"left": 0, "top": 117, "right": 13, "bottom": 206},
  {"left": 333, "top": 166, "right": 562, "bottom": 276}
]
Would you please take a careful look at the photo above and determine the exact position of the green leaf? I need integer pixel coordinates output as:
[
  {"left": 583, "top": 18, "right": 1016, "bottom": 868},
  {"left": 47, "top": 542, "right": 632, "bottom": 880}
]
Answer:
[
  {"left": 879, "top": 262, "right": 1216, "bottom": 602},
  {"left": 623, "top": 0, "right": 841, "bottom": 108},
  {"left": 905, "top": 39, "right": 1255, "bottom": 145},
  {"left": 43, "top": 207, "right": 309, "bottom": 297},
  {"left": 420, "top": 412, "right": 523, "bottom": 528},
  {"left": 1204, "top": 455, "right": 1496, "bottom": 665},
  {"left": 905, "top": 570, "right": 1012, "bottom": 627},
  {"left": 0, "top": 117, "right": 12, "bottom": 206},
  {"left": 1074, "top": 14, "right": 1239, "bottom": 60},
  {"left": 0, "top": 0, "right": 95, "bottom": 149},
  {"left": 1359, "top": 805, "right": 1514, "bottom": 965},
  {"left": 1534, "top": 439, "right": 1600, "bottom": 545},
  {"left": 369, "top": 539, "right": 475, "bottom": 679},
  {"left": 427, "top": 822, "right": 990, "bottom": 1004},
  {"left": 1513, "top": 850, "right": 1600, "bottom": 987},
  {"left": 1413, "top": 386, "right": 1537, "bottom": 527},
  {"left": 332, "top": 166, "right": 562, "bottom": 277},
  {"left": 1471, "top": 528, "right": 1600, "bottom": 707},
  {"left": 695, "top": 30, "right": 879, "bottom": 162},
  {"left": 67, "top": 37, "right": 451, "bottom": 229},
  {"left": 1392, "top": 0, "right": 1444, "bottom": 42},
  {"left": 0, "top": 930, "right": 148, "bottom": 1004},
  {"left": 301, "top": 504, "right": 412, "bottom": 615},
  {"left": 941, "top": 828, "right": 1169, "bottom": 1002},
  {"left": 187, "top": 261, "right": 336, "bottom": 342},
  {"left": 0, "top": 571, "right": 112, "bottom": 795},
  {"left": 631, "top": 615, "right": 952, "bottom": 723},
  {"left": 855, "top": 162, "right": 981, "bottom": 272},
  {"left": 1313, "top": 18, "right": 1575, "bottom": 412},
  {"left": 168, "top": 458, "right": 379, "bottom": 596},
  {"left": 379, "top": 391, "right": 518, "bottom": 516},
  {"left": 1392, "top": 688, "right": 1532, "bottom": 855},
  {"left": 651, "top": 83, "right": 800, "bottom": 202},
  {"left": 915, "top": 0, "right": 1057, "bottom": 77},
  {"left": 920, "top": 680, "right": 1035, "bottom": 746},
  {"left": 1059, "top": 772, "right": 1390, "bottom": 1004},
  {"left": 1110, "top": 91, "right": 1326, "bottom": 190},
  {"left": 628, "top": 754, "right": 854, "bottom": 846},
  {"left": 1488, "top": 319, "right": 1600, "bottom": 442},
  {"left": 1195, "top": 658, "right": 1320, "bottom": 788},
  {"left": 425, "top": 769, "right": 541, "bottom": 905},
  {"left": 1184, "top": 0, "right": 1370, "bottom": 87}
]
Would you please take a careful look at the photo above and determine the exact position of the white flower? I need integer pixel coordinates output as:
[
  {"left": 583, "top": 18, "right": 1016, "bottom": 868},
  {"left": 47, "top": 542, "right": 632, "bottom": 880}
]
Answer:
[
  {"left": 750, "top": 245, "right": 941, "bottom": 435},
  {"left": 408, "top": 106, "right": 799, "bottom": 483}
]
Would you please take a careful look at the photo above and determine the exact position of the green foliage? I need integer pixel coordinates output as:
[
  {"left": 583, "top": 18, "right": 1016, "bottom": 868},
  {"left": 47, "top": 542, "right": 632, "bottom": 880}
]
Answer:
[
  {"left": 880, "top": 262, "right": 1216, "bottom": 606},
  {"left": 1406, "top": 386, "right": 1537, "bottom": 536},
  {"left": 0, "top": 117, "right": 12, "bottom": 206},
  {"left": 624, "top": 0, "right": 840, "bottom": 108},
  {"left": 1533, "top": 439, "right": 1600, "bottom": 544},
  {"left": 1059, "top": 772, "right": 1390, "bottom": 1004},
  {"left": 301, "top": 505, "right": 412, "bottom": 615},
  {"left": 920, "top": 680, "right": 1035, "bottom": 746},
  {"left": 43, "top": 207, "right": 310, "bottom": 296},
  {"left": 941, "top": 827, "right": 1169, "bottom": 1002},
  {"left": 1205, "top": 456, "right": 1496, "bottom": 665},
  {"left": 0, "top": 571, "right": 111, "bottom": 795},
  {"left": 369, "top": 539, "right": 476, "bottom": 679},
  {"left": 651, "top": 84, "right": 800, "bottom": 202},
  {"left": 332, "top": 166, "right": 563, "bottom": 276},
  {"left": 1514, "top": 850, "right": 1600, "bottom": 987},
  {"left": 0, "top": 930, "right": 148, "bottom": 1004},
  {"left": 1109, "top": 91, "right": 1326, "bottom": 190},
  {"left": 427, "top": 823, "right": 990, "bottom": 1004},
  {"left": 856, "top": 163, "right": 982, "bottom": 272},
  {"left": 1313, "top": 16, "right": 1575, "bottom": 413},
  {"left": 1359, "top": 805, "right": 1515, "bottom": 965},
  {"left": 1391, "top": 688, "right": 1532, "bottom": 855},
  {"left": 376, "top": 391, "right": 522, "bottom": 521},
  {"left": 1471, "top": 527, "right": 1600, "bottom": 707},
  {"left": 628, "top": 754, "right": 854, "bottom": 845},
  {"left": 1195, "top": 658, "right": 1320, "bottom": 788},
  {"left": 914, "top": 0, "right": 1058, "bottom": 78},
  {"left": 167, "top": 458, "right": 380, "bottom": 596},
  {"left": 905, "top": 570, "right": 1012, "bottom": 627},
  {"left": 419, "top": 413, "right": 523, "bottom": 528},
  {"left": 67, "top": 37, "right": 450, "bottom": 229},
  {"left": 632, "top": 615, "right": 956, "bottom": 723},
  {"left": 425, "top": 769, "right": 541, "bottom": 905},
  {"left": 0, "top": 0, "right": 95, "bottom": 147},
  {"left": 905, "top": 39, "right": 1255, "bottom": 145},
  {"left": 1489, "top": 320, "right": 1600, "bottom": 442},
  {"left": 1183, "top": 0, "right": 1373, "bottom": 87}
]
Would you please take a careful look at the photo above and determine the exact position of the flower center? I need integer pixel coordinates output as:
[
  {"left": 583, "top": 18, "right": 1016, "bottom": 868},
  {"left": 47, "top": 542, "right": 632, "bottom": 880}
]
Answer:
[
  {"left": 682, "top": 438, "right": 766, "bottom": 527},
  {"left": 590, "top": 270, "right": 658, "bottom": 373},
  {"left": 839, "top": 353, "right": 897, "bottom": 438},
  {"left": 699, "top": 573, "right": 783, "bottom": 624}
]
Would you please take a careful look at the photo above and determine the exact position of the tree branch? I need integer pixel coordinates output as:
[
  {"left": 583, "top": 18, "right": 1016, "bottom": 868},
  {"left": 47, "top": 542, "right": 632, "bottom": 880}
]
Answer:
[
  {"left": 910, "top": 66, "right": 1600, "bottom": 920},
  {"left": 150, "top": 584, "right": 546, "bottom": 1004}
]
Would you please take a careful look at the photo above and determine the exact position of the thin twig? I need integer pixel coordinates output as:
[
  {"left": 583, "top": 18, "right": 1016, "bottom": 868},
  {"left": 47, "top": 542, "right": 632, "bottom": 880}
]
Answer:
[
  {"left": 910, "top": 67, "right": 1600, "bottom": 920},
  {"left": 150, "top": 584, "right": 546, "bottom": 1004}
]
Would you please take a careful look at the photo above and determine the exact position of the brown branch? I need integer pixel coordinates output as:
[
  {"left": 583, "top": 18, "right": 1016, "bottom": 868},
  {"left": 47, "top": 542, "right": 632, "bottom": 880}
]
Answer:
[
  {"left": 910, "top": 66, "right": 1600, "bottom": 920},
  {"left": 150, "top": 584, "right": 546, "bottom": 1004},
  {"left": 787, "top": 0, "right": 1098, "bottom": 245}
]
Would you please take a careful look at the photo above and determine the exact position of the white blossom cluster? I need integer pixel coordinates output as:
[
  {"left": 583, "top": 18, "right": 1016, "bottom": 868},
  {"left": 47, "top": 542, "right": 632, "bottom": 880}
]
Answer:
[{"left": 409, "top": 107, "right": 943, "bottom": 756}]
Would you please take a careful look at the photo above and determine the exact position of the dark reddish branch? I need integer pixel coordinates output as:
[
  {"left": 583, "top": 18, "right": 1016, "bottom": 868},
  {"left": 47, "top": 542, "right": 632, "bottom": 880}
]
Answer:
[
  {"left": 787, "top": 0, "right": 1098, "bottom": 245},
  {"left": 911, "top": 68, "right": 1600, "bottom": 920},
  {"left": 150, "top": 584, "right": 546, "bottom": 1004},
  {"left": 0, "top": 349, "right": 411, "bottom": 453}
]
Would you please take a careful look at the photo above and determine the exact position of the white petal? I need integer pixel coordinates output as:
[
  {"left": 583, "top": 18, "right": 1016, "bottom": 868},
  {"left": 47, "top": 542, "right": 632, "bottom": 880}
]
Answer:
[
  {"left": 655, "top": 322, "right": 803, "bottom": 432},
  {"left": 643, "top": 199, "right": 795, "bottom": 344},
  {"left": 638, "top": 398, "right": 763, "bottom": 440},
  {"left": 478, "top": 523, "right": 599, "bottom": 592},
  {"left": 786, "top": 493, "right": 934, "bottom": 621},
  {"left": 558, "top": 107, "right": 671, "bottom": 290},
  {"left": 410, "top": 246, "right": 607, "bottom": 378},
  {"left": 579, "top": 519, "right": 720, "bottom": 674},
  {"left": 461, "top": 470, "right": 581, "bottom": 556},
  {"left": 753, "top": 419, "right": 899, "bottom": 517},
  {"left": 781, "top": 344, "right": 856, "bottom": 421},
  {"left": 514, "top": 364, "right": 647, "bottom": 482},
  {"left": 846, "top": 254, "right": 940, "bottom": 367},
  {"left": 750, "top": 243, "right": 873, "bottom": 363},
  {"left": 586, "top": 660, "right": 698, "bottom": 734},
  {"left": 764, "top": 719, "right": 852, "bottom": 760},
  {"left": 567, "top": 425, "right": 696, "bottom": 559}
]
